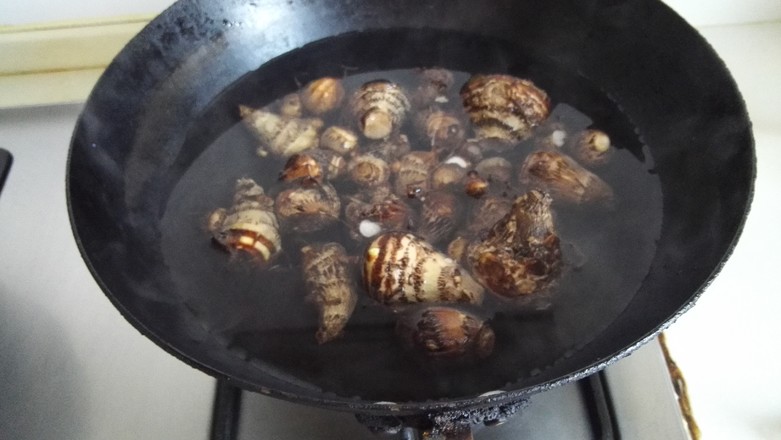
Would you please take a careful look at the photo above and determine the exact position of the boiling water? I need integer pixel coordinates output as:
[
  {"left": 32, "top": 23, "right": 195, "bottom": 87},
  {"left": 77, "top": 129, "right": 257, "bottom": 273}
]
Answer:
[{"left": 160, "top": 36, "right": 662, "bottom": 402}]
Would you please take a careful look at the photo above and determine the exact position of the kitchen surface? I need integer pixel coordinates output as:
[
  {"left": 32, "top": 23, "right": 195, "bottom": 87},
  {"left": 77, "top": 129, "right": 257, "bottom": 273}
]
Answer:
[{"left": 1, "top": 1, "right": 781, "bottom": 439}]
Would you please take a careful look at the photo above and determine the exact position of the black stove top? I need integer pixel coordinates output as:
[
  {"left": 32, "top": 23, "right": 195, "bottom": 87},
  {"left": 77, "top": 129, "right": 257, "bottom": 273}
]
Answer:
[{"left": 210, "top": 373, "right": 618, "bottom": 440}]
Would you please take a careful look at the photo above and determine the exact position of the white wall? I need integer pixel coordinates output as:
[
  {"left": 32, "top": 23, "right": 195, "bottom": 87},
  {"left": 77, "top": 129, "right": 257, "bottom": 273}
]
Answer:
[
  {"left": 0, "top": 0, "right": 177, "bottom": 25},
  {"left": 2, "top": 0, "right": 781, "bottom": 27},
  {"left": 663, "top": 0, "right": 781, "bottom": 26}
]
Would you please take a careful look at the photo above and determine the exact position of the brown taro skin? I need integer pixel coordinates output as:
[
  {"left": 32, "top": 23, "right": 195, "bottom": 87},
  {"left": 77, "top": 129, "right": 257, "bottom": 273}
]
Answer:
[
  {"left": 468, "top": 190, "right": 562, "bottom": 298},
  {"left": 461, "top": 74, "right": 551, "bottom": 142},
  {"left": 467, "top": 195, "right": 513, "bottom": 238},
  {"left": 343, "top": 188, "right": 414, "bottom": 241},
  {"left": 431, "top": 162, "right": 468, "bottom": 190},
  {"left": 279, "top": 153, "right": 323, "bottom": 184},
  {"left": 364, "top": 134, "right": 412, "bottom": 163},
  {"left": 238, "top": 105, "right": 323, "bottom": 158},
  {"left": 319, "top": 126, "right": 359, "bottom": 156},
  {"left": 396, "top": 306, "right": 495, "bottom": 359},
  {"left": 347, "top": 154, "right": 392, "bottom": 188},
  {"left": 301, "top": 242, "right": 358, "bottom": 344},
  {"left": 475, "top": 157, "right": 513, "bottom": 184},
  {"left": 520, "top": 150, "right": 614, "bottom": 205},
  {"left": 464, "top": 170, "right": 489, "bottom": 199},
  {"left": 279, "top": 150, "right": 346, "bottom": 184},
  {"left": 418, "top": 109, "right": 466, "bottom": 154},
  {"left": 275, "top": 182, "right": 341, "bottom": 233},
  {"left": 350, "top": 80, "right": 411, "bottom": 140},
  {"left": 411, "top": 68, "right": 455, "bottom": 108},
  {"left": 566, "top": 129, "right": 614, "bottom": 168},
  {"left": 300, "top": 77, "right": 346, "bottom": 115},
  {"left": 418, "top": 190, "right": 462, "bottom": 245},
  {"left": 206, "top": 178, "right": 281, "bottom": 265},
  {"left": 393, "top": 151, "right": 437, "bottom": 199}
]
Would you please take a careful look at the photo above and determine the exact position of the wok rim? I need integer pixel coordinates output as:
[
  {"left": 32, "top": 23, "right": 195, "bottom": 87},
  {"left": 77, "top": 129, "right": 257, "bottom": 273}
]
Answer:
[{"left": 65, "top": 0, "right": 756, "bottom": 415}]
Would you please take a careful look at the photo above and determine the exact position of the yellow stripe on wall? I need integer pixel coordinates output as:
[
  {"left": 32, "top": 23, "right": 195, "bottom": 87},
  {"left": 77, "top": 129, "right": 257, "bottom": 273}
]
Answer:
[{"left": 0, "top": 16, "right": 152, "bottom": 108}]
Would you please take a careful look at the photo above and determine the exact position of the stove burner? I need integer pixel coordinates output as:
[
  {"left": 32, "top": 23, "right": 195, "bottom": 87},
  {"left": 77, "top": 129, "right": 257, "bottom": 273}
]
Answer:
[
  {"left": 354, "top": 397, "right": 529, "bottom": 438},
  {"left": 208, "top": 374, "right": 618, "bottom": 439}
]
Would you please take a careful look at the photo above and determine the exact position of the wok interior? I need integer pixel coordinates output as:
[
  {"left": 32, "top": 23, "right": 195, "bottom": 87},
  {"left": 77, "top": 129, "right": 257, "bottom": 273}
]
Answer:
[{"left": 68, "top": 0, "right": 753, "bottom": 413}]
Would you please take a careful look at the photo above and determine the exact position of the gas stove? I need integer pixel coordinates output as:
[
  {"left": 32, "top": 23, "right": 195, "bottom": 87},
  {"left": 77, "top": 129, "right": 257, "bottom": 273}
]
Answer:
[
  {"left": 0, "top": 104, "right": 687, "bottom": 440},
  {"left": 216, "top": 341, "right": 686, "bottom": 439}
]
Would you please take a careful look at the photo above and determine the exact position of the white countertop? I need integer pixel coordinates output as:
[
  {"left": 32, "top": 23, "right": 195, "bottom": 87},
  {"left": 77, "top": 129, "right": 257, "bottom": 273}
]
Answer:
[
  {"left": 0, "top": 109, "right": 214, "bottom": 438},
  {"left": 662, "top": 21, "right": 781, "bottom": 439},
  {"left": 1, "top": 7, "right": 780, "bottom": 440}
]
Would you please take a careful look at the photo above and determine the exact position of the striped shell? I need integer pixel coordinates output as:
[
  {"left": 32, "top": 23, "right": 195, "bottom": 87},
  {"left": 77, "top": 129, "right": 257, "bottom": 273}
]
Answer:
[
  {"left": 461, "top": 74, "right": 550, "bottom": 142},
  {"left": 350, "top": 80, "right": 411, "bottom": 139},
  {"left": 207, "top": 178, "right": 281, "bottom": 264},
  {"left": 363, "top": 232, "right": 484, "bottom": 306},
  {"left": 301, "top": 242, "right": 358, "bottom": 344}
]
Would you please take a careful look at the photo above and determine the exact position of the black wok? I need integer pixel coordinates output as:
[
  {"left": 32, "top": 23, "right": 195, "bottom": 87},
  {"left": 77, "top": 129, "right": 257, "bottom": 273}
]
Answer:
[{"left": 67, "top": 0, "right": 754, "bottom": 420}]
